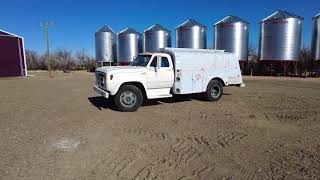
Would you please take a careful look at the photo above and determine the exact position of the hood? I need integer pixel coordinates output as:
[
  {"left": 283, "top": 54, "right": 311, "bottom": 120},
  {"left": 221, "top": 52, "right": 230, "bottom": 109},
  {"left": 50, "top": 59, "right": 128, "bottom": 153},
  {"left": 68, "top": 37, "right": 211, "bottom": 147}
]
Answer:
[{"left": 96, "top": 66, "right": 146, "bottom": 74}]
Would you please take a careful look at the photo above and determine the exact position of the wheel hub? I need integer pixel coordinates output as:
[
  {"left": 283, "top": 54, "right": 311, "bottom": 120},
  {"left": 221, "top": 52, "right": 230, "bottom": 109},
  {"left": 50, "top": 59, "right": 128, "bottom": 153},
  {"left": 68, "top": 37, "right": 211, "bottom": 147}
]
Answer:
[
  {"left": 211, "top": 85, "right": 220, "bottom": 98},
  {"left": 120, "top": 91, "right": 136, "bottom": 107}
]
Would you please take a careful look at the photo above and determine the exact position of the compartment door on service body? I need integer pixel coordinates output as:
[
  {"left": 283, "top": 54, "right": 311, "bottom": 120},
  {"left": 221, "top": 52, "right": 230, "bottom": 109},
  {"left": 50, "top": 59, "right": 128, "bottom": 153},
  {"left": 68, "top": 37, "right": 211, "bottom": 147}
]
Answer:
[{"left": 192, "top": 70, "right": 203, "bottom": 93}]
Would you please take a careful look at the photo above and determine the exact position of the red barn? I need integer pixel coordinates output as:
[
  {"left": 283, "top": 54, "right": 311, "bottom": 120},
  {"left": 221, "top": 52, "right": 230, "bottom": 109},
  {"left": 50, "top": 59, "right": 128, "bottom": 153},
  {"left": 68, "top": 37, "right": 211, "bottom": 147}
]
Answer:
[{"left": 0, "top": 29, "right": 27, "bottom": 77}]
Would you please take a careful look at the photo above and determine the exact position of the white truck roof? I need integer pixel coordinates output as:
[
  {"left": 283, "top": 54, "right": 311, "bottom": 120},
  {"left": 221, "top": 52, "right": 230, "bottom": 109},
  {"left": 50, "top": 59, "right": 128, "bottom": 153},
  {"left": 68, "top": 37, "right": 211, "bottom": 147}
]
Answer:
[
  {"left": 161, "top": 48, "right": 237, "bottom": 70},
  {"left": 163, "top": 47, "right": 225, "bottom": 53}
]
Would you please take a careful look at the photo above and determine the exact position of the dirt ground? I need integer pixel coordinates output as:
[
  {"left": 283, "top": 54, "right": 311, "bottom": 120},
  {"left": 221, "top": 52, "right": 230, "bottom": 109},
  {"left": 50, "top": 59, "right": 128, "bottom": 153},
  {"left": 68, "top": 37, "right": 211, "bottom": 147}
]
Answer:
[{"left": 0, "top": 71, "right": 320, "bottom": 180}]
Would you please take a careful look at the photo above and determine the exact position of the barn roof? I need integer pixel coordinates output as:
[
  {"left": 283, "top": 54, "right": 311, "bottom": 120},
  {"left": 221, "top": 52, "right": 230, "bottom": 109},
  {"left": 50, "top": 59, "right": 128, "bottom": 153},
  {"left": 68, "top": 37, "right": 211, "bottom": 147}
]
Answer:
[{"left": 0, "top": 29, "right": 23, "bottom": 38}]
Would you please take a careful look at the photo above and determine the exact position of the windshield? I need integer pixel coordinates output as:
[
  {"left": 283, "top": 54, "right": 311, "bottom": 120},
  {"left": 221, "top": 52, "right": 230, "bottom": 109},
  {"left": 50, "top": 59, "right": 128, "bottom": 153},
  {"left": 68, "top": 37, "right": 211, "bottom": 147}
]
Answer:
[{"left": 131, "top": 55, "right": 152, "bottom": 67}]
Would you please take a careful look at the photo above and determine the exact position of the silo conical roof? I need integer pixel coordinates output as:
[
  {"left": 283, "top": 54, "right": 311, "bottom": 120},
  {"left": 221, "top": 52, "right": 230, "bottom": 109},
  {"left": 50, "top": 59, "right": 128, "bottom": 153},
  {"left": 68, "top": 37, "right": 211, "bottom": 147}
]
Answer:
[
  {"left": 261, "top": 10, "right": 303, "bottom": 22},
  {"left": 97, "top": 25, "right": 115, "bottom": 33},
  {"left": 313, "top": 13, "right": 320, "bottom": 19},
  {"left": 176, "top": 19, "right": 206, "bottom": 28},
  {"left": 214, "top": 15, "right": 249, "bottom": 25},
  {"left": 145, "top": 24, "right": 170, "bottom": 33},
  {"left": 119, "top": 28, "right": 140, "bottom": 35}
]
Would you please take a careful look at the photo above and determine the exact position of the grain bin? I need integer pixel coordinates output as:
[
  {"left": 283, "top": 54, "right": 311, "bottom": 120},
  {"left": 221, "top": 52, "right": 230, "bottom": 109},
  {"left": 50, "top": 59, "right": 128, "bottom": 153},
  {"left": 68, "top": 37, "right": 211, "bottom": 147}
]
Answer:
[
  {"left": 312, "top": 13, "right": 320, "bottom": 61},
  {"left": 95, "top": 25, "right": 117, "bottom": 62},
  {"left": 176, "top": 19, "right": 207, "bottom": 49},
  {"left": 214, "top": 15, "right": 249, "bottom": 61},
  {"left": 117, "top": 28, "right": 143, "bottom": 63},
  {"left": 144, "top": 24, "right": 171, "bottom": 52},
  {"left": 259, "top": 10, "right": 303, "bottom": 62}
]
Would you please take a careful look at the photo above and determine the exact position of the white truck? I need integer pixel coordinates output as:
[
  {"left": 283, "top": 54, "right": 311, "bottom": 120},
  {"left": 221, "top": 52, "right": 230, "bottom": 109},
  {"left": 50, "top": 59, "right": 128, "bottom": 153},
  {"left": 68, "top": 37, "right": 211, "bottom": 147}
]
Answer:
[{"left": 94, "top": 48, "right": 244, "bottom": 112}]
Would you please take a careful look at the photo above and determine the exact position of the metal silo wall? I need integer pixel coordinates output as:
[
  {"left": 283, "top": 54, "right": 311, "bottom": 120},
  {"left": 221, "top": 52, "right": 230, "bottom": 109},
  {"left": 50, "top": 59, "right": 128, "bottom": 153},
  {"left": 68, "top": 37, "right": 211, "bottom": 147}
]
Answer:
[
  {"left": 144, "top": 31, "right": 171, "bottom": 52},
  {"left": 259, "top": 18, "right": 302, "bottom": 61},
  {"left": 117, "top": 33, "right": 142, "bottom": 63},
  {"left": 176, "top": 26, "right": 207, "bottom": 49},
  {"left": 95, "top": 31, "right": 117, "bottom": 62},
  {"left": 311, "top": 17, "right": 320, "bottom": 61},
  {"left": 138, "top": 34, "right": 144, "bottom": 53},
  {"left": 214, "top": 22, "right": 249, "bottom": 61}
]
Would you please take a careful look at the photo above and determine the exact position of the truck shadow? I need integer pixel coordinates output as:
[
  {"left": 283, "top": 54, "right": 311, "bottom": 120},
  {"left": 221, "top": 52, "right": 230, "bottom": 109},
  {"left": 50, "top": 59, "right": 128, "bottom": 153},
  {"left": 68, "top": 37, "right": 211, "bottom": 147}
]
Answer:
[
  {"left": 88, "top": 96, "right": 115, "bottom": 110},
  {"left": 88, "top": 93, "right": 231, "bottom": 111},
  {"left": 88, "top": 96, "right": 163, "bottom": 110}
]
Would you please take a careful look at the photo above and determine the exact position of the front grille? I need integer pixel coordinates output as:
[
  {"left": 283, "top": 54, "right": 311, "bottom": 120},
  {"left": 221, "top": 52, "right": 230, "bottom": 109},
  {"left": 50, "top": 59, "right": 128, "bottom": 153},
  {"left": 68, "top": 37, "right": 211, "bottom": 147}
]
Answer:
[{"left": 96, "top": 72, "right": 106, "bottom": 89}]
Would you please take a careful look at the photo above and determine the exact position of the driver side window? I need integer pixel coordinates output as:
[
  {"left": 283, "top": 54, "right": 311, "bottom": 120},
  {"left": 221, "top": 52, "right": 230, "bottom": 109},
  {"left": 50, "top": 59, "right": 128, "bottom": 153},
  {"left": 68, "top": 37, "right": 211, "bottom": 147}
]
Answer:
[{"left": 149, "top": 57, "right": 158, "bottom": 67}]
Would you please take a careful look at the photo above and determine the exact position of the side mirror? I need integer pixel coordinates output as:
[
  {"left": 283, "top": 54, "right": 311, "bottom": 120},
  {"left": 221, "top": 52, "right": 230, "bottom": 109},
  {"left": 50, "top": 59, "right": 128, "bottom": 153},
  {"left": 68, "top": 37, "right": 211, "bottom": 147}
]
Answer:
[{"left": 154, "top": 66, "right": 158, "bottom": 72}]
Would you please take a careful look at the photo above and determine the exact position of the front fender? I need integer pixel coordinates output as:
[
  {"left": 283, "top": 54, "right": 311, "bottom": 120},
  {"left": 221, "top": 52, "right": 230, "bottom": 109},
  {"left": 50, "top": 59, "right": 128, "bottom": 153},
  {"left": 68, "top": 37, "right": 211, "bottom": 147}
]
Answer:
[{"left": 107, "top": 73, "right": 147, "bottom": 96}]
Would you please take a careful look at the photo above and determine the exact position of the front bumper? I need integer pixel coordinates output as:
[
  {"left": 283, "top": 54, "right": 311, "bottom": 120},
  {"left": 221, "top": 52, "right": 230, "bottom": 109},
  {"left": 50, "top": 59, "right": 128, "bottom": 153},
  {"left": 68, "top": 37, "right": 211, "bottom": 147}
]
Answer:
[{"left": 93, "top": 85, "right": 109, "bottom": 98}]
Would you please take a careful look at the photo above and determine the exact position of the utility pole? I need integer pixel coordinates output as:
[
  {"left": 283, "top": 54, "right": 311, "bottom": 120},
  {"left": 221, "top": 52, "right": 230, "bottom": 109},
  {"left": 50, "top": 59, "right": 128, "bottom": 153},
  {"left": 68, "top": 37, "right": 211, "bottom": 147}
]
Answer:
[{"left": 41, "top": 21, "right": 53, "bottom": 78}]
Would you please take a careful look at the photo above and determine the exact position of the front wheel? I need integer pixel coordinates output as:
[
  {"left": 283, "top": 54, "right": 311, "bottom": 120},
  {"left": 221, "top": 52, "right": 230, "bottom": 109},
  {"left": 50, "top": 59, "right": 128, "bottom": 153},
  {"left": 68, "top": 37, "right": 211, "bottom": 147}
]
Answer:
[
  {"left": 114, "top": 85, "right": 143, "bottom": 112},
  {"left": 204, "top": 80, "right": 223, "bottom": 101}
]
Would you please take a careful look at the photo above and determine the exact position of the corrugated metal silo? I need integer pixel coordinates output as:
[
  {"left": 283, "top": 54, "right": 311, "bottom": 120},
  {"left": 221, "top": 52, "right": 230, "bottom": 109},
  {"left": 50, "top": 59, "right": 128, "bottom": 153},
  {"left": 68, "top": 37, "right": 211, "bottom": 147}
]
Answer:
[
  {"left": 117, "top": 28, "right": 143, "bottom": 63},
  {"left": 259, "top": 10, "right": 303, "bottom": 62},
  {"left": 312, "top": 13, "right": 320, "bottom": 61},
  {"left": 95, "top": 25, "right": 117, "bottom": 62},
  {"left": 214, "top": 15, "right": 249, "bottom": 61},
  {"left": 144, "top": 24, "right": 171, "bottom": 52},
  {"left": 176, "top": 19, "right": 207, "bottom": 49}
]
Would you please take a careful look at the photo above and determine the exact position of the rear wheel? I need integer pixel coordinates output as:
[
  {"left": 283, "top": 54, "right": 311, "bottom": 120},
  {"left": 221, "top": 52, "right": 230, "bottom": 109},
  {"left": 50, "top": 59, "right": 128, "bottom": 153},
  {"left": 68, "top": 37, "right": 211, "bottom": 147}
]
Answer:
[
  {"left": 204, "top": 80, "right": 223, "bottom": 101},
  {"left": 114, "top": 85, "right": 143, "bottom": 112}
]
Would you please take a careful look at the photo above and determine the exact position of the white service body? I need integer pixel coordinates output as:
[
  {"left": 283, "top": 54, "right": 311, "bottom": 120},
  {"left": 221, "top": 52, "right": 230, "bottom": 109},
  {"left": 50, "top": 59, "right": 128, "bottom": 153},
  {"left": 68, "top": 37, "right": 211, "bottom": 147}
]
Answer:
[{"left": 94, "top": 48, "right": 244, "bottom": 100}]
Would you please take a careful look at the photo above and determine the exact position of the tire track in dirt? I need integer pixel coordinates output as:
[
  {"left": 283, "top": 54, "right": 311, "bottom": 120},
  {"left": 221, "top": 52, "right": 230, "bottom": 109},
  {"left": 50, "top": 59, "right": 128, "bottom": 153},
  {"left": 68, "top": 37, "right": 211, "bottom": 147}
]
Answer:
[
  {"left": 184, "top": 131, "right": 248, "bottom": 151},
  {"left": 88, "top": 152, "right": 135, "bottom": 178},
  {"left": 237, "top": 166, "right": 259, "bottom": 180},
  {"left": 133, "top": 138, "right": 202, "bottom": 179},
  {"left": 271, "top": 110, "right": 319, "bottom": 124},
  {"left": 217, "top": 131, "right": 248, "bottom": 149},
  {"left": 177, "top": 164, "right": 215, "bottom": 180},
  {"left": 114, "top": 127, "right": 170, "bottom": 142}
]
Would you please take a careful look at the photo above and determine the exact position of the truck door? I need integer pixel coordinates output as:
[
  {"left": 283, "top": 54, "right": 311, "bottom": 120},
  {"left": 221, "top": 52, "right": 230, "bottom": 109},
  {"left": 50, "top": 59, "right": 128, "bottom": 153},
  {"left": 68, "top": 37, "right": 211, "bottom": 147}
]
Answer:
[
  {"left": 157, "top": 56, "right": 174, "bottom": 88},
  {"left": 146, "top": 55, "right": 174, "bottom": 89},
  {"left": 146, "top": 56, "right": 159, "bottom": 89}
]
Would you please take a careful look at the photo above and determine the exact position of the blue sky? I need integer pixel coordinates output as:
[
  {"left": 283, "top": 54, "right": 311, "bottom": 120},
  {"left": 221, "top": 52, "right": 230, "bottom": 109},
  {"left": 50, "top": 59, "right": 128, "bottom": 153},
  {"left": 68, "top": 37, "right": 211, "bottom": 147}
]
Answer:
[{"left": 0, "top": 0, "right": 319, "bottom": 56}]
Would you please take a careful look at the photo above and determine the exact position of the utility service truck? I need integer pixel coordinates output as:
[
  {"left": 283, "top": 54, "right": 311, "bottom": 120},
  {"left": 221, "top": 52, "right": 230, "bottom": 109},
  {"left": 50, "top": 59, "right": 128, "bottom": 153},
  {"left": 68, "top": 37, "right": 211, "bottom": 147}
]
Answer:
[{"left": 94, "top": 48, "right": 244, "bottom": 112}]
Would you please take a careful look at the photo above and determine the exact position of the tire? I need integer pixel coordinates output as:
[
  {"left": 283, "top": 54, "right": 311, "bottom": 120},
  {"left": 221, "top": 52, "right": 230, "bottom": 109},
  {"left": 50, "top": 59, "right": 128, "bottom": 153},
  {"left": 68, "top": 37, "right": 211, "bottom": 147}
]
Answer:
[
  {"left": 204, "top": 80, "right": 223, "bottom": 101},
  {"left": 114, "top": 85, "right": 143, "bottom": 112}
]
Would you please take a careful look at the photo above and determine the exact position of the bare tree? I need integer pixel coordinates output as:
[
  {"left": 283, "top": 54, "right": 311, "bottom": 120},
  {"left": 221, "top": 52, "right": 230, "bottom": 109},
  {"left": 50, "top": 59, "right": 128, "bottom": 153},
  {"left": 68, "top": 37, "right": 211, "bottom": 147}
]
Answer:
[
  {"left": 75, "top": 48, "right": 89, "bottom": 70},
  {"left": 25, "top": 50, "right": 40, "bottom": 70},
  {"left": 248, "top": 45, "right": 259, "bottom": 64},
  {"left": 299, "top": 47, "right": 312, "bottom": 77},
  {"left": 52, "top": 48, "right": 74, "bottom": 70},
  {"left": 25, "top": 48, "right": 95, "bottom": 71},
  {"left": 247, "top": 45, "right": 259, "bottom": 75},
  {"left": 38, "top": 54, "right": 48, "bottom": 70},
  {"left": 84, "top": 56, "right": 96, "bottom": 72}
]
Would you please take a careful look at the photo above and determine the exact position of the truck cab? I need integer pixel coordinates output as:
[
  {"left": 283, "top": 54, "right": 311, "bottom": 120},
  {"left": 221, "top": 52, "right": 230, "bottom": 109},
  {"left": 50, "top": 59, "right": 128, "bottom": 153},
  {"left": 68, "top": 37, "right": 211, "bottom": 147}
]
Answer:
[{"left": 94, "top": 48, "right": 244, "bottom": 112}]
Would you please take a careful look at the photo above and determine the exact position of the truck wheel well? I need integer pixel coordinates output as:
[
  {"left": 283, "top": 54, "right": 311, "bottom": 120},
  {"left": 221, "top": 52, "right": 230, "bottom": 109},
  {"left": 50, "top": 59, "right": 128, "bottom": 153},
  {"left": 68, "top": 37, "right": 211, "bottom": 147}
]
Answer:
[
  {"left": 210, "top": 78, "right": 226, "bottom": 87},
  {"left": 120, "top": 82, "right": 147, "bottom": 99}
]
